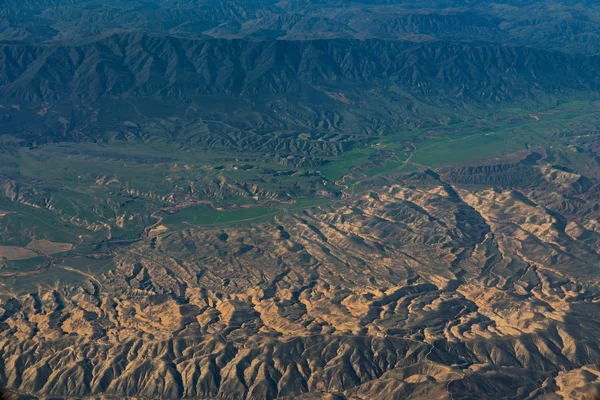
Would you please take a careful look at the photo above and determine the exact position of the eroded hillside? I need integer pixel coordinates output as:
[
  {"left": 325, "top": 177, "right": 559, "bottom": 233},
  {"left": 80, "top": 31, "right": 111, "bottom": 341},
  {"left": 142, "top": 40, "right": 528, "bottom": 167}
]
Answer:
[
  {"left": 1, "top": 1, "right": 600, "bottom": 398},
  {"left": 1, "top": 154, "right": 600, "bottom": 399}
]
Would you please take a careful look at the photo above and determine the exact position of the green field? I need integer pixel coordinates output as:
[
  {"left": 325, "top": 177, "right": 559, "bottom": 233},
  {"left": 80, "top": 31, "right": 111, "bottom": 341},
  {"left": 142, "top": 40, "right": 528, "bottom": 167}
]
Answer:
[
  {"left": 0, "top": 99, "right": 598, "bottom": 285},
  {"left": 323, "top": 103, "right": 600, "bottom": 181},
  {"left": 320, "top": 146, "right": 379, "bottom": 181},
  {"left": 161, "top": 197, "right": 332, "bottom": 230}
]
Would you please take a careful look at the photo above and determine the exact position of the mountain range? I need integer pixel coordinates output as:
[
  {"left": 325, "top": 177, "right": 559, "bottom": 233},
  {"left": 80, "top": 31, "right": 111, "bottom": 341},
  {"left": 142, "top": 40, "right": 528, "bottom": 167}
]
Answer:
[{"left": 1, "top": 1, "right": 600, "bottom": 399}]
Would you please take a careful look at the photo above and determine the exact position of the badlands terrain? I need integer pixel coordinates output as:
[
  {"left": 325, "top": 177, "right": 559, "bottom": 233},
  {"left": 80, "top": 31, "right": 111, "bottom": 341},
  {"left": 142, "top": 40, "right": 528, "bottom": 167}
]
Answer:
[
  {"left": 1, "top": 0, "right": 600, "bottom": 399},
  {"left": 2, "top": 144, "right": 600, "bottom": 399}
]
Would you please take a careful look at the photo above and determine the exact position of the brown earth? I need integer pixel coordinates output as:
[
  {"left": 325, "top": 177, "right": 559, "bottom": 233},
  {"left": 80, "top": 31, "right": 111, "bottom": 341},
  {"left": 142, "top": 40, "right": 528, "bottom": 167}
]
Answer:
[{"left": 1, "top": 161, "right": 600, "bottom": 399}]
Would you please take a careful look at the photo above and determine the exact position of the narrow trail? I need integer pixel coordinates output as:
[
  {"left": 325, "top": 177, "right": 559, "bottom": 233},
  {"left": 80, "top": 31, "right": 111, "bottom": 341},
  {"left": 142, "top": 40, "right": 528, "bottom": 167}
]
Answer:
[
  {"left": 337, "top": 112, "right": 557, "bottom": 195},
  {"left": 59, "top": 265, "right": 104, "bottom": 289}
]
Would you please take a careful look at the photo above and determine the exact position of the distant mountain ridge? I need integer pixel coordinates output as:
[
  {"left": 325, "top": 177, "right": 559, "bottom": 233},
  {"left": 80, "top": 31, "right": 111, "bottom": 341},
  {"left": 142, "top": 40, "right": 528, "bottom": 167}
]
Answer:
[
  {"left": 2, "top": 0, "right": 600, "bottom": 55},
  {"left": 2, "top": 34, "right": 599, "bottom": 105}
]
